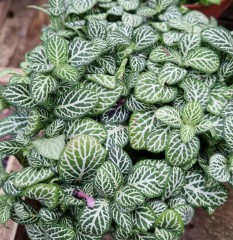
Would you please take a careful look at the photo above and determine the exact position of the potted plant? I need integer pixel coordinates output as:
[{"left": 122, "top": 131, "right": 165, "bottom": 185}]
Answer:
[
  {"left": 182, "top": 0, "right": 233, "bottom": 18},
  {"left": 0, "top": 0, "right": 232, "bottom": 239}
]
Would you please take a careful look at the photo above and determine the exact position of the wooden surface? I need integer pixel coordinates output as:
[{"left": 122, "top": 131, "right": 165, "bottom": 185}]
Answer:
[{"left": 0, "top": 1, "right": 233, "bottom": 239}]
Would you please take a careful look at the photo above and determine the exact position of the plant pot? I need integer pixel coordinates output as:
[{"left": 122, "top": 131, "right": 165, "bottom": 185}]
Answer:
[{"left": 183, "top": 0, "right": 233, "bottom": 19}]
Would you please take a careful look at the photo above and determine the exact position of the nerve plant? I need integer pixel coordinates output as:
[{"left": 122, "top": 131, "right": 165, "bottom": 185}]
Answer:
[{"left": 0, "top": 0, "right": 233, "bottom": 239}]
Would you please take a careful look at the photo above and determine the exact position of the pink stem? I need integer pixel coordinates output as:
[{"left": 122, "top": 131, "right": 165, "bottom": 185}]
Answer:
[{"left": 74, "top": 190, "right": 95, "bottom": 208}]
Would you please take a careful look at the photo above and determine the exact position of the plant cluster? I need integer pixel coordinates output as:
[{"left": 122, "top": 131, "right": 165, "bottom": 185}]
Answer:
[
  {"left": 180, "top": 0, "right": 221, "bottom": 6},
  {"left": 0, "top": 0, "right": 232, "bottom": 239}
]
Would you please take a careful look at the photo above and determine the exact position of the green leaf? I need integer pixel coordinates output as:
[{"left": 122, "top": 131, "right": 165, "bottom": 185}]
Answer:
[
  {"left": 86, "top": 74, "right": 116, "bottom": 89},
  {"left": 64, "top": 118, "right": 107, "bottom": 144},
  {"left": 31, "top": 73, "right": 57, "bottom": 103},
  {"left": 151, "top": 22, "right": 170, "bottom": 32},
  {"left": 162, "top": 167, "right": 185, "bottom": 200},
  {"left": 78, "top": 199, "right": 111, "bottom": 235},
  {"left": 87, "top": 19, "right": 107, "bottom": 40},
  {"left": 195, "top": 119, "right": 212, "bottom": 135},
  {"left": 133, "top": 26, "right": 159, "bottom": 51},
  {"left": 179, "top": 77, "right": 210, "bottom": 109},
  {"left": 0, "top": 199, "right": 11, "bottom": 224},
  {"left": 47, "top": 35, "right": 68, "bottom": 66},
  {"left": 112, "top": 204, "right": 133, "bottom": 232},
  {"left": 179, "top": 33, "right": 201, "bottom": 58},
  {"left": 23, "top": 184, "right": 59, "bottom": 210},
  {"left": 180, "top": 125, "right": 195, "bottom": 143},
  {"left": 0, "top": 112, "right": 28, "bottom": 138},
  {"left": 155, "top": 106, "right": 182, "bottom": 128},
  {"left": 184, "top": 47, "right": 219, "bottom": 74},
  {"left": 118, "top": 0, "right": 139, "bottom": 11},
  {"left": 130, "top": 55, "right": 146, "bottom": 72},
  {"left": 148, "top": 200, "right": 168, "bottom": 218},
  {"left": 108, "top": 145, "right": 132, "bottom": 180},
  {"left": 154, "top": 228, "right": 178, "bottom": 240},
  {"left": 146, "top": 124, "right": 171, "bottom": 153},
  {"left": 39, "top": 208, "right": 62, "bottom": 224},
  {"left": 32, "top": 135, "right": 65, "bottom": 160},
  {"left": 69, "top": 38, "right": 101, "bottom": 67},
  {"left": 174, "top": 204, "right": 194, "bottom": 225},
  {"left": 224, "top": 116, "right": 233, "bottom": 151},
  {"left": 202, "top": 27, "right": 233, "bottom": 56},
  {"left": 97, "top": 55, "right": 116, "bottom": 75},
  {"left": 94, "top": 161, "right": 123, "bottom": 197},
  {"left": 3, "top": 173, "right": 22, "bottom": 196},
  {"left": 76, "top": 230, "right": 102, "bottom": 240},
  {"left": 158, "top": 63, "right": 187, "bottom": 86},
  {"left": 101, "top": 104, "right": 130, "bottom": 124},
  {"left": 149, "top": 46, "right": 182, "bottom": 65},
  {"left": 128, "top": 164, "right": 166, "bottom": 198},
  {"left": 162, "top": 31, "right": 184, "bottom": 47},
  {"left": 182, "top": 102, "right": 203, "bottom": 126},
  {"left": 132, "top": 204, "right": 156, "bottom": 232},
  {"left": 59, "top": 135, "right": 107, "bottom": 182},
  {"left": 105, "top": 124, "right": 128, "bottom": 149},
  {"left": 106, "top": 30, "right": 130, "bottom": 47},
  {"left": 14, "top": 167, "right": 54, "bottom": 188},
  {"left": 135, "top": 72, "right": 177, "bottom": 104},
  {"left": 115, "top": 185, "right": 145, "bottom": 210},
  {"left": 72, "top": 0, "right": 97, "bottom": 14},
  {"left": 3, "top": 84, "right": 37, "bottom": 109},
  {"left": 54, "top": 64, "right": 79, "bottom": 83},
  {"left": 129, "top": 111, "right": 156, "bottom": 150},
  {"left": 183, "top": 171, "right": 228, "bottom": 207},
  {"left": 155, "top": 0, "right": 178, "bottom": 12},
  {"left": 45, "top": 119, "right": 65, "bottom": 138},
  {"left": 0, "top": 141, "right": 23, "bottom": 155},
  {"left": 122, "top": 12, "right": 143, "bottom": 27},
  {"left": 84, "top": 82, "right": 123, "bottom": 115},
  {"left": 209, "top": 154, "right": 230, "bottom": 182},
  {"left": 54, "top": 89, "right": 98, "bottom": 119},
  {"left": 155, "top": 209, "right": 184, "bottom": 234},
  {"left": 166, "top": 130, "right": 200, "bottom": 167}
]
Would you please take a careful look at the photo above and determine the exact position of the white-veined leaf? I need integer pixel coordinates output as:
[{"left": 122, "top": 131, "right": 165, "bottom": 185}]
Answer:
[
  {"left": 158, "top": 63, "right": 187, "bottom": 86},
  {"left": 86, "top": 74, "right": 116, "bottom": 89},
  {"left": 132, "top": 204, "right": 156, "bottom": 232},
  {"left": 130, "top": 55, "right": 146, "bottom": 72},
  {"left": 97, "top": 55, "right": 116, "bottom": 75},
  {"left": 54, "top": 64, "right": 79, "bottom": 83},
  {"left": 31, "top": 73, "right": 57, "bottom": 103},
  {"left": 149, "top": 46, "right": 182, "bottom": 65},
  {"left": 3, "top": 84, "right": 37, "bottom": 109},
  {"left": 129, "top": 111, "right": 156, "bottom": 150},
  {"left": 133, "top": 26, "right": 159, "bottom": 51},
  {"left": 146, "top": 124, "right": 171, "bottom": 153},
  {"left": 94, "top": 161, "right": 123, "bottom": 197},
  {"left": 54, "top": 89, "right": 98, "bottom": 119},
  {"left": 122, "top": 12, "right": 143, "bottom": 27},
  {"left": 46, "top": 35, "right": 68, "bottom": 66},
  {"left": 174, "top": 204, "right": 194, "bottom": 225},
  {"left": 154, "top": 228, "right": 178, "bottom": 240},
  {"left": 155, "top": 106, "right": 182, "bottom": 128},
  {"left": 32, "top": 135, "right": 65, "bottom": 160},
  {"left": 39, "top": 208, "right": 62, "bottom": 224},
  {"left": 58, "top": 135, "right": 106, "bottom": 182},
  {"left": 151, "top": 22, "right": 170, "bottom": 32},
  {"left": 165, "top": 130, "right": 200, "bottom": 167},
  {"left": 184, "top": 47, "right": 219, "bottom": 74},
  {"left": 128, "top": 164, "right": 167, "bottom": 198},
  {"left": 64, "top": 118, "right": 107, "bottom": 144},
  {"left": 195, "top": 119, "right": 212, "bottom": 134},
  {"left": 108, "top": 144, "right": 132, "bottom": 180},
  {"left": 202, "top": 27, "right": 233, "bottom": 56},
  {"left": 209, "top": 153, "right": 230, "bottom": 182},
  {"left": 78, "top": 199, "right": 111, "bottom": 235},
  {"left": 69, "top": 38, "right": 101, "bottom": 67},
  {"left": 155, "top": 209, "right": 184, "bottom": 234},
  {"left": 148, "top": 200, "right": 168, "bottom": 218},
  {"left": 180, "top": 125, "right": 195, "bottom": 143},
  {"left": 72, "top": 0, "right": 97, "bottom": 14},
  {"left": 162, "top": 31, "right": 184, "bottom": 47},
  {"left": 14, "top": 167, "right": 55, "bottom": 188},
  {"left": 183, "top": 171, "right": 228, "bottom": 207},
  {"left": 45, "top": 119, "right": 65, "bottom": 138},
  {"left": 0, "top": 141, "right": 23, "bottom": 155},
  {"left": 23, "top": 184, "right": 59, "bottom": 210},
  {"left": 224, "top": 116, "right": 233, "bottom": 151},
  {"left": 105, "top": 124, "right": 128, "bottom": 149},
  {"left": 179, "top": 77, "right": 210, "bottom": 109},
  {"left": 182, "top": 101, "right": 203, "bottom": 126},
  {"left": 87, "top": 19, "right": 107, "bottom": 40},
  {"left": 115, "top": 185, "right": 145, "bottom": 210},
  {"left": 162, "top": 167, "right": 185, "bottom": 200},
  {"left": 0, "top": 199, "right": 12, "bottom": 224},
  {"left": 3, "top": 173, "right": 22, "bottom": 196},
  {"left": 118, "top": 0, "right": 139, "bottom": 11}
]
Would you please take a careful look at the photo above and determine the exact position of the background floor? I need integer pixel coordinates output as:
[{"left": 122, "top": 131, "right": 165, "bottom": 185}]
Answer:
[{"left": 0, "top": 0, "right": 233, "bottom": 239}]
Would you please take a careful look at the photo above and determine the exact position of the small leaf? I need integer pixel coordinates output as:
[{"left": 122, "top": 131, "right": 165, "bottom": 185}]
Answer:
[
  {"left": 224, "top": 116, "right": 233, "bottom": 151},
  {"left": 32, "top": 135, "right": 65, "bottom": 160},
  {"left": 78, "top": 199, "right": 111, "bottom": 235},
  {"left": 182, "top": 102, "right": 203, "bottom": 126},
  {"left": 180, "top": 125, "right": 195, "bottom": 143},
  {"left": 155, "top": 106, "right": 182, "bottom": 128},
  {"left": 54, "top": 64, "right": 79, "bottom": 83},
  {"left": 59, "top": 135, "right": 106, "bottom": 182},
  {"left": 47, "top": 35, "right": 68, "bottom": 66},
  {"left": 0, "top": 199, "right": 11, "bottom": 224},
  {"left": 72, "top": 0, "right": 97, "bottom": 14},
  {"left": 184, "top": 47, "right": 219, "bottom": 74},
  {"left": 86, "top": 74, "right": 116, "bottom": 90},
  {"left": 122, "top": 12, "right": 143, "bottom": 27},
  {"left": 202, "top": 27, "right": 233, "bottom": 56}
]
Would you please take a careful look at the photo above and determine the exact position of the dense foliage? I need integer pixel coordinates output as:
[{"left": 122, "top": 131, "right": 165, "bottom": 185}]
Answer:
[
  {"left": 181, "top": 0, "right": 221, "bottom": 6},
  {"left": 0, "top": 0, "right": 233, "bottom": 239}
]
